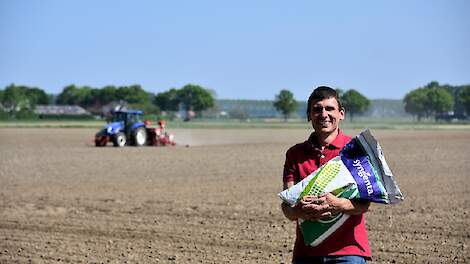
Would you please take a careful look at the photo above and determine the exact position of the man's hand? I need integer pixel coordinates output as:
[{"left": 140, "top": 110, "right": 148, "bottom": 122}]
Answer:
[
  {"left": 320, "top": 193, "right": 370, "bottom": 216},
  {"left": 281, "top": 193, "right": 370, "bottom": 221},
  {"left": 281, "top": 195, "right": 331, "bottom": 221},
  {"left": 297, "top": 195, "right": 332, "bottom": 221}
]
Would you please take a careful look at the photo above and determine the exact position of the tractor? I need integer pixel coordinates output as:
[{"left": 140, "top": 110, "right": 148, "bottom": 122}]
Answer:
[{"left": 94, "top": 110, "right": 175, "bottom": 147}]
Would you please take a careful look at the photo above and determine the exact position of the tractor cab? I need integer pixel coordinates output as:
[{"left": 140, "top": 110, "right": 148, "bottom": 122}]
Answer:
[
  {"left": 111, "top": 110, "right": 142, "bottom": 124},
  {"left": 111, "top": 110, "right": 144, "bottom": 135}
]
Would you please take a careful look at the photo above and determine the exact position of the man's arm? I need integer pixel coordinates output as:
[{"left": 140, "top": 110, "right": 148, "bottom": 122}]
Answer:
[
  {"left": 320, "top": 193, "right": 370, "bottom": 215},
  {"left": 281, "top": 181, "right": 299, "bottom": 220},
  {"left": 281, "top": 181, "right": 332, "bottom": 221}
]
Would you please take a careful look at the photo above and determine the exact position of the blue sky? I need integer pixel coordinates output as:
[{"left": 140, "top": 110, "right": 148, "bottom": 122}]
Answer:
[{"left": 1, "top": 0, "right": 469, "bottom": 100}]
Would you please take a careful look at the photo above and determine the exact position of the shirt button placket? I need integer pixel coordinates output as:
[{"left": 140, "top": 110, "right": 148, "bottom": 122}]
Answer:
[{"left": 317, "top": 152, "right": 325, "bottom": 166}]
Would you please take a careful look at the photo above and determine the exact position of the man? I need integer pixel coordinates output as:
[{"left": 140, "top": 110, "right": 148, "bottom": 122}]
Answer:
[{"left": 281, "top": 86, "right": 371, "bottom": 264}]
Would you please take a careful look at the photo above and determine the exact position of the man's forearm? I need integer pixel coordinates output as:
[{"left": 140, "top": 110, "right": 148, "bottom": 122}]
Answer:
[
  {"left": 336, "top": 198, "right": 369, "bottom": 215},
  {"left": 281, "top": 202, "right": 299, "bottom": 221}
]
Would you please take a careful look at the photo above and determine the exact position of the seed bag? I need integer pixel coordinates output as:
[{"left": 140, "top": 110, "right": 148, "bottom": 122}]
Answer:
[{"left": 278, "top": 129, "right": 403, "bottom": 246}]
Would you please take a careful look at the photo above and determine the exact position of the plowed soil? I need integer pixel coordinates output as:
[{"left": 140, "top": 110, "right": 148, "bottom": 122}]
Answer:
[{"left": 0, "top": 128, "right": 469, "bottom": 263}]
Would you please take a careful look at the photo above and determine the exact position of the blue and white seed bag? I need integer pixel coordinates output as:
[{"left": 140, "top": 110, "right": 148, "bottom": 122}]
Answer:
[{"left": 278, "top": 129, "right": 404, "bottom": 246}]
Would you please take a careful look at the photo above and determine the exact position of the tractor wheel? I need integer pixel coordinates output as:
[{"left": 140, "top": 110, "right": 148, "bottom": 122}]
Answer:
[
  {"left": 112, "top": 132, "right": 127, "bottom": 147},
  {"left": 133, "top": 127, "right": 147, "bottom": 146}
]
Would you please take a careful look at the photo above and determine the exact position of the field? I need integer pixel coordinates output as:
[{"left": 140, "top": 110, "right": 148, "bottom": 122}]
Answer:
[{"left": 0, "top": 128, "right": 469, "bottom": 263}]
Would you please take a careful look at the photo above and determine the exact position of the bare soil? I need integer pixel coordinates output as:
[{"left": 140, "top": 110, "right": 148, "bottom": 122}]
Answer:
[{"left": 0, "top": 128, "right": 469, "bottom": 263}]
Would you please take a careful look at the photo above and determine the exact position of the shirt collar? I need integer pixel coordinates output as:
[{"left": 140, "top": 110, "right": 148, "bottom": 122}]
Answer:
[{"left": 306, "top": 129, "right": 348, "bottom": 151}]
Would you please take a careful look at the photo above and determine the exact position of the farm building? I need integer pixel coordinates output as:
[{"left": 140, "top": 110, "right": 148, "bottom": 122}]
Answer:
[{"left": 34, "top": 105, "right": 91, "bottom": 118}]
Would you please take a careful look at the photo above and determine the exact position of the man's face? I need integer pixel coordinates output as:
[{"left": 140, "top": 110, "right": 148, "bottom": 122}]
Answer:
[{"left": 309, "top": 97, "right": 344, "bottom": 134}]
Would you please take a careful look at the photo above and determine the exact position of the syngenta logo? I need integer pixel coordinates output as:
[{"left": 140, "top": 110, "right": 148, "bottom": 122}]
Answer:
[{"left": 352, "top": 159, "right": 373, "bottom": 195}]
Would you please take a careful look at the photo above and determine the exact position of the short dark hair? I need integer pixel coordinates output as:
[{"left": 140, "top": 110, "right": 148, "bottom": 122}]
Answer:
[{"left": 306, "top": 86, "right": 343, "bottom": 121}]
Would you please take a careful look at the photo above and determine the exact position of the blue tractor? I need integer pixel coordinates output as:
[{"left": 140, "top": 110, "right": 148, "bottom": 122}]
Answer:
[{"left": 95, "top": 110, "right": 149, "bottom": 147}]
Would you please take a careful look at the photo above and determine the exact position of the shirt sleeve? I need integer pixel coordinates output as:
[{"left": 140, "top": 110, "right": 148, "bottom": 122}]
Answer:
[{"left": 283, "top": 148, "right": 296, "bottom": 185}]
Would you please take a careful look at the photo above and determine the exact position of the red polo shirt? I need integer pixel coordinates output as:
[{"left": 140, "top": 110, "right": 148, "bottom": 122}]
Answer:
[{"left": 283, "top": 130, "right": 371, "bottom": 260}]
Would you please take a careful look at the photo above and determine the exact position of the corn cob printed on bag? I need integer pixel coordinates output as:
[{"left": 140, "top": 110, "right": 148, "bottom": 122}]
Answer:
[{"left": 278, "top": 129, "right": 404, "bottom": 247}]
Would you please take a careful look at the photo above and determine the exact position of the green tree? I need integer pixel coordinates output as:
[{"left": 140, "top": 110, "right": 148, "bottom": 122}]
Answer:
[
  {"left": 404, "top": 88, "right": 428, "bottom": 121},
  {"left": 57, "top": 85, "right": 85, "bottom": 105},
  {"left": 273, "top": 89, "right": 298, "bottom": 121},
  {"left": 457, "top": 86, "right": 470, "bottom": 116},
  {"left": 426, "top": 87, "right": 453, "bottom": 117},
  {"left": 79, "top": 86, "right": 95, "bottom": 107},
  {"left": 99, "top": 85, "right": 119, "bottom": 105},
  {"left": 403, "top": 82, "right": 454, "bottom": 121},
  {"left": 1, "top": 84, "right": 31, "bottom": 112},
  {"left": 341, "top": 89, "right": 370, "bottom": 121},
  {"left": 0, "top": 84, "right": 48, "bottom": 118},
  {"left": 424, "top": 81, "right": 440, "bottom": 89},
  {"left": 26, "top": 87, "right": 49, "bottom": 105},
  {"left": 154, "top": 88, "right": 180, "bottom": 111},
  {"left": 56, "top": 84, "right": 153, "bottom": 114},
  {"left": 117, "top": 84, "right": 150, "bottom": 104},
  {"left": 177, "top": 84, "right": 215, "bottom": 119},
  {"left": 0, "top": 90, "right": 3, "bottom": 108}
]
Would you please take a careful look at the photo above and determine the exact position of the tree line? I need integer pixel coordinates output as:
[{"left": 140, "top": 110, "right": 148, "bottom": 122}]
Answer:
[
  {"left": 0, "top": 83, "right": 214, "bottom": 120},
  {"left": 1, "top": 81, "right": 469, "bottom": 121},
  {"left": 0, "top": 84, "right": 50, "bottom": 119},
  {"left": 273, "top": 82, "right": 470, "bottom": 122},
  {"left": 403, "top": 81, "right": 470, "bottom": 121}
]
